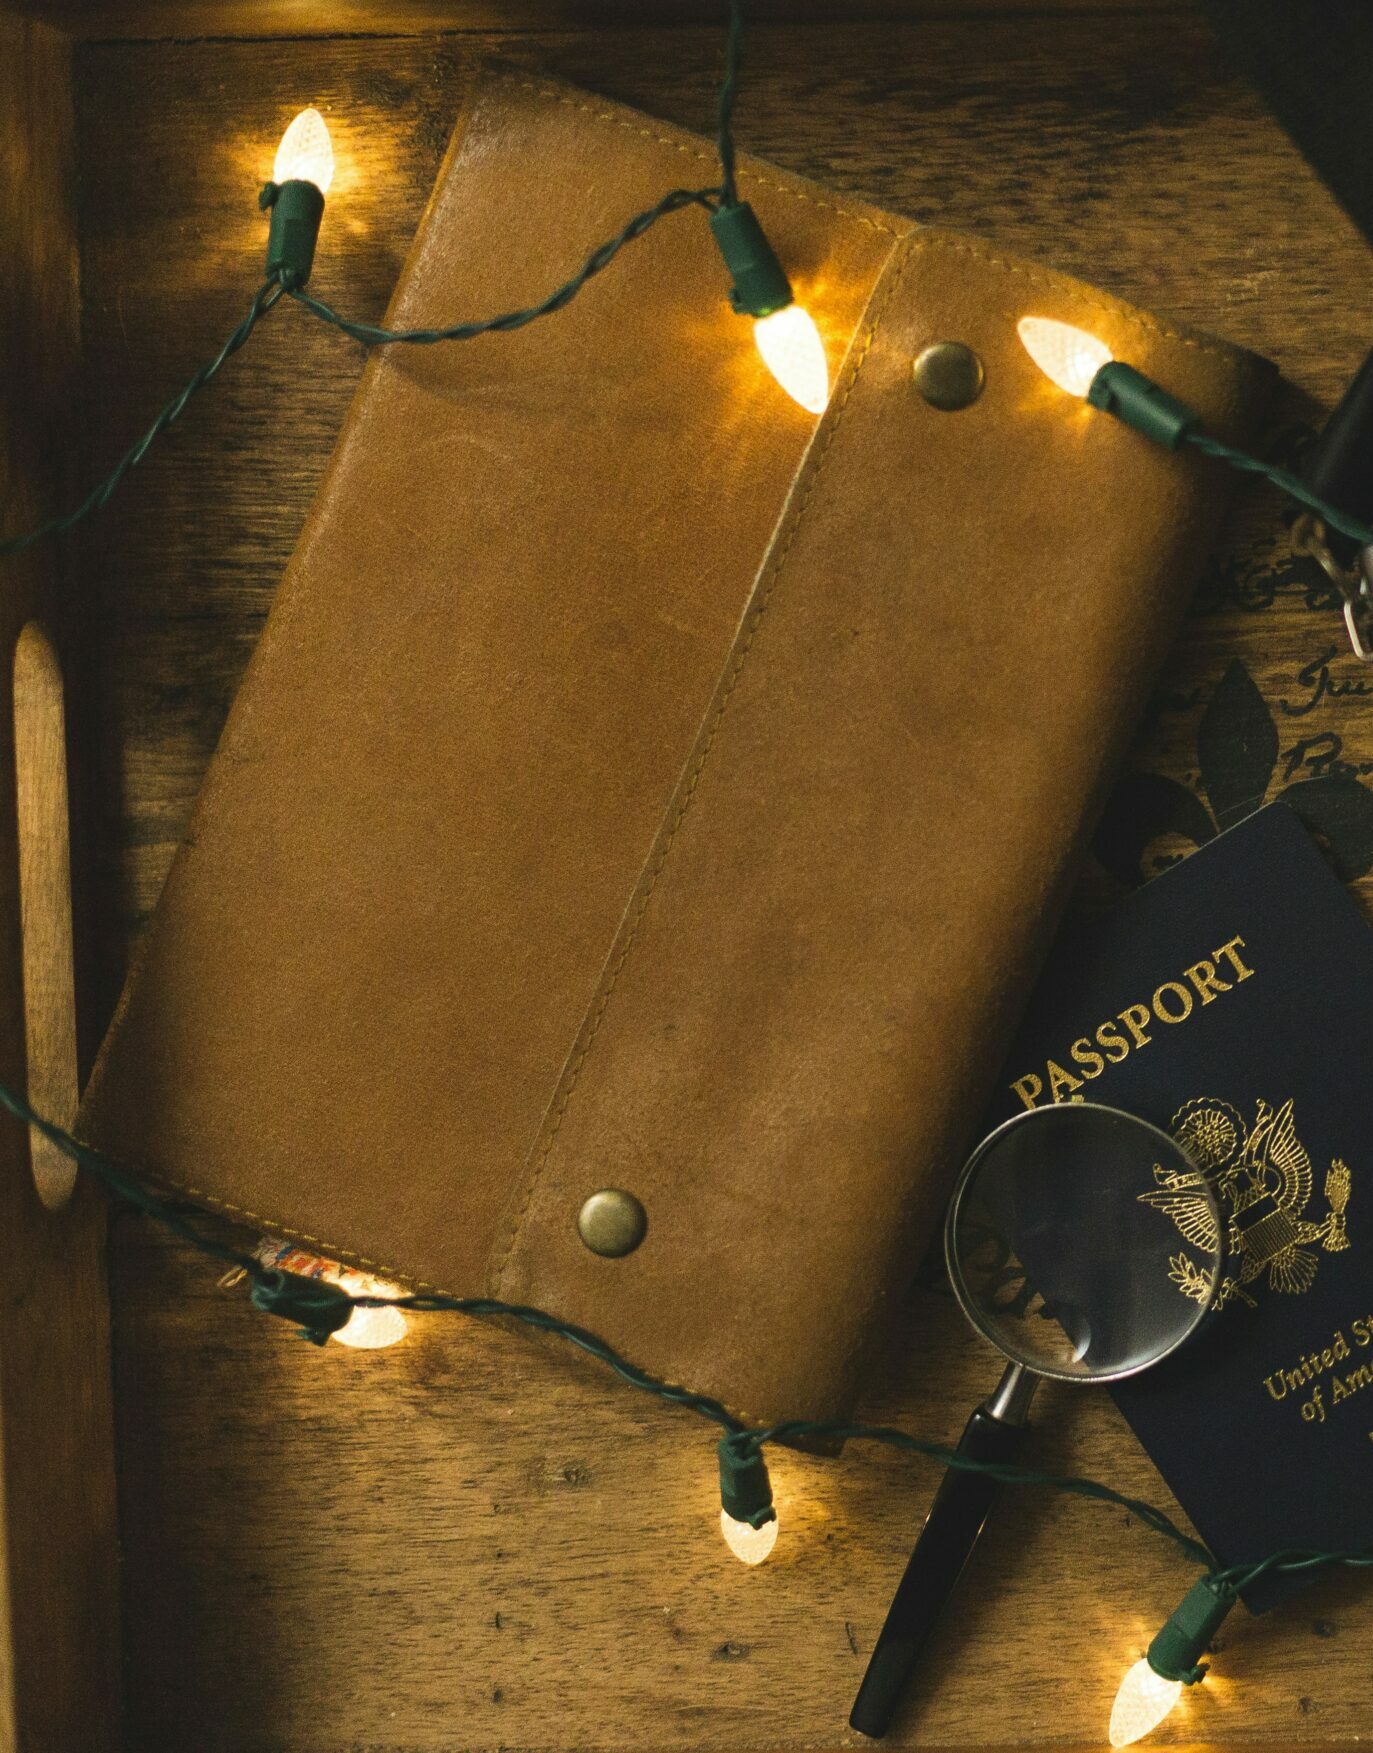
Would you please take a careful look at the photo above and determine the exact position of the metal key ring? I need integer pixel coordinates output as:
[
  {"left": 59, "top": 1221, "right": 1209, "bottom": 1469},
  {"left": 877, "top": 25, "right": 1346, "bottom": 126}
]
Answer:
[{"left": 1291, "top": 512, "right": 1373, "bottom": 661}]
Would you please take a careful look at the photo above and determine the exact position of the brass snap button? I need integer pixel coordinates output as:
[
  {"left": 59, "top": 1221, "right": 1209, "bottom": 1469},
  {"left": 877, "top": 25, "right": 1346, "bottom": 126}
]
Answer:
[
  {"left": 577, "top": 1189, "right": 647, "bottom": 1258},
  {"left": 912, "top": 341, "right": 985, "bottom": 411}
]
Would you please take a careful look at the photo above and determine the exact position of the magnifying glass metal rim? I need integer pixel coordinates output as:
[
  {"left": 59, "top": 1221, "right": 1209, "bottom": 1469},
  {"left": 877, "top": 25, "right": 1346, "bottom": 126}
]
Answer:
[{"left": 943, "top": 1098, "right": 1224, "bottom": 1386}]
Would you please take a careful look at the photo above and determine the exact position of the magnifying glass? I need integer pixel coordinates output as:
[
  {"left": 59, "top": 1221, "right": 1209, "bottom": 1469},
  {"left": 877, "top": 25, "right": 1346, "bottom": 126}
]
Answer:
[{"left": 849, "top": 1101, "right": 1223, "bottom": 1739}]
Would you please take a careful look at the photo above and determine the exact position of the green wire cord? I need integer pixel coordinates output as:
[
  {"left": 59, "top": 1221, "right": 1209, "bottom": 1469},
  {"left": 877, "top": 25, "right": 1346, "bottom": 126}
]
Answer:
[
  {"left": 0, "top": 278, "right": 284, "bottom": 558},
  {"left": 1186, "top": 430, "right": 1373, "bottom": 549},
  {"left": 286, "top": 184, "right": 720, "bottom": 347},
  {"left": 0, "top": 6, "right": 742, "bottom": 555},
  {"left": 715, "top": 0, "right": 745, "bottom": 210},
  {"left": 0, "top": 179, "right": 723, "bottom": 555},
  {"left": 2, "top": 1072, "right": 1367, "bottom": 1609}
]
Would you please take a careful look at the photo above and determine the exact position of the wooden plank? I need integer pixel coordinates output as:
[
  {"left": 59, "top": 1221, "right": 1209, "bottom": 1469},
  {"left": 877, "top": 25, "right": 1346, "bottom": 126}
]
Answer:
[
  {"left": 67, "top": 15, "right": 1373, "bottom": 1753},
  {"left": 0, "top": 15, "right": 121, "bottom": 1753},
  {"left": 3, "top": 0, "right": 1194, "bottom": 44}
]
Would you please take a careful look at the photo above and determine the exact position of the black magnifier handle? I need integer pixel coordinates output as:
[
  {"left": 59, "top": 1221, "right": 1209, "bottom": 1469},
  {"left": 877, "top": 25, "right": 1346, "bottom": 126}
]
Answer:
[{"left": 849, "top": 1364, "right": 1037, "bottom": 1740}]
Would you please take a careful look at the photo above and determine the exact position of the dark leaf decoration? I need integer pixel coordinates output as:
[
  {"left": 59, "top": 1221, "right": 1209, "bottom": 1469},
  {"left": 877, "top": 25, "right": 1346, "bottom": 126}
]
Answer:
[
  {"left": 1092, "top": 771, "right": 1217, "bottom": 885},
  {"left": 1197, "top": 657, "right": 1279, "bottom": 828},
  {"left": 1278, "top": 777, "right": 1373, "bottom": 882}
]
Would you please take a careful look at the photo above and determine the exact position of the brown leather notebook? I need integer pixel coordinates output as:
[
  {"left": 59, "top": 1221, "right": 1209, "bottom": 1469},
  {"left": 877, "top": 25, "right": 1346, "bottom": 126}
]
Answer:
[{"left": 80, "top": 69, "right": 1273, "bottom": 1427}]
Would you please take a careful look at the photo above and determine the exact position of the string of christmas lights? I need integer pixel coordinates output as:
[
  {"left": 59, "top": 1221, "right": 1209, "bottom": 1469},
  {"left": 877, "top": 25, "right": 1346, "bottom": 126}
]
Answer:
[
  {"left": 3, "top": 4, "right": 1373, "bottom": 1740},
  {"left": 0, "top": 279, "right": 285, "bottom": 558},
  {"left": 2, "top": 1067, "right": 1371, "bottom": 1745},
  {"left": 0, "top": 2, "right": 834, "bottom": 559},
  {"left": 2, "top": 0, "right": 1370, "bottom": 586},
  {"left": 1017, "top": 316, "right": 1373, "bottom": 656}
]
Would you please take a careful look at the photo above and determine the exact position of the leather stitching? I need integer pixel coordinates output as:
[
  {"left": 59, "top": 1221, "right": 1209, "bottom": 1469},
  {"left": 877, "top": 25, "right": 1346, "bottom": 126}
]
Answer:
[
  {"left": 916, "top": 229, "right": 1262, "bottom": 369},
  {"left": 124, "top": 1166, "right": 781, "bottom": 1426},
  {"left": 512, "top": 78, "right": 904, "bottom": 236}
]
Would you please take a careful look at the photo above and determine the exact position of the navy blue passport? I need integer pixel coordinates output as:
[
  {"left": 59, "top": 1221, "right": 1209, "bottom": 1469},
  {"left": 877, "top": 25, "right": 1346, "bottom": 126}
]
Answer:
[{"left": 983, "top": 804, "right": 1372, "bottom": 1610}]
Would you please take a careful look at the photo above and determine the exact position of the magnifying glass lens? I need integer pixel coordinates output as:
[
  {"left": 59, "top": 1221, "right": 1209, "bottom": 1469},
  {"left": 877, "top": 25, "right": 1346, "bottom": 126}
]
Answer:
[{"left": 947, "top": 1103, "right": 1223, "bottom": 1381}]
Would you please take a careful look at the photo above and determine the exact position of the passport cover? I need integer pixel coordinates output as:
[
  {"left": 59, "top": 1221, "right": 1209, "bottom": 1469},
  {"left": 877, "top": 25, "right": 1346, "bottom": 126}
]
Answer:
[
  {"left": 77, "top": 69, "right": 1272, "bottom": 1428},
  {"left": 985, "top": 804, "right": 1372, "bottom": 1609}
]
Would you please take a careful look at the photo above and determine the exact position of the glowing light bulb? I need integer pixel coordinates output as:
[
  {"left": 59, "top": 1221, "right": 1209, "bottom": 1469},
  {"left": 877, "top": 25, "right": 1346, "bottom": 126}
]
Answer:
[
  {"left": 273, "top": 107, "right": 335, "bottom": 194},
  {"left": 1109, "top": 1657, "right": 1183, "bottom": 1747},
  {"left": 706, "top": 200, "right": 828, "bottom": 413},
  {"left": 716, "top": 1432, "right": 777, "bottom": 1563},
  {"left": 254, "top": 1240, "right": 407, "bottom": 1349},
  {"left": 333, "top": 1270, "right": 409, "bottom": 1350},
  {"left": 754, "top": 304, "right": 829, "bottom": 414},
  {"left": 1108, "top": 1577, "right": 1231, "bottom": 1745},
  {"left": 1018, "top": 316, "right": 1112, "bottom": 397},
  {"left": 720, "top": 1508, "right": 779, "bottom": 1565}
]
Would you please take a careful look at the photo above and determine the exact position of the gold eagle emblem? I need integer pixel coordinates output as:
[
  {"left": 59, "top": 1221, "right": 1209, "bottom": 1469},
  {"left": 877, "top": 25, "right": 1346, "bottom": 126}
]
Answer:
[{"left": 1140, "top": 1097, "right": 1350, "bottom": 1311}]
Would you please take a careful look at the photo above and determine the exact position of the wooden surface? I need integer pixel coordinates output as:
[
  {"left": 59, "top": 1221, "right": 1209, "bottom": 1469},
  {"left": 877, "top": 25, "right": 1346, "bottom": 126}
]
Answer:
[
  {"left": 0, "top": 14, "right": 121, "bottom": 1753},
  {"left": 55, "top": 13, "right": 1373, "bottom": 1752},
  {"left": 9, "top": 0, "right": 1189, "bottom": 45}
]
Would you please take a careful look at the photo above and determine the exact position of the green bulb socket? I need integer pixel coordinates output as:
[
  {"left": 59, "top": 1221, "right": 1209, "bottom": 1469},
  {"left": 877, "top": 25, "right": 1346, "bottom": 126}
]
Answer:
[
  {"left": 717, "top": 1435, "right": 777, "bottom": 1529},
  {"left": 261, "top": 178, "right": 326, "bottom": 288},
  {"left": 1087, "top": 360, "right": 1201, "bottom": 452},
  {"left": 709, "top": 201, "right": 794, "bottom": 319},
  {"left": 1146, "top": 1577, "right": 1236, "bottom": 1685},
  {"left": 250, "top": 1267, "right": 355, "bottom": 1345}
]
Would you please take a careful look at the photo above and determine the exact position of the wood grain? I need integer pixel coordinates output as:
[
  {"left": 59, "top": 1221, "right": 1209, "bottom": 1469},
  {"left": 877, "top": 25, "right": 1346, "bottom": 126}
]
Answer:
[
  {"left": 0, "top": 14, "right": 121, "bottom": 1753},
  {"left": 61, "top": 15, "right": 1373, "bottom": 1753},
  {"left": 8, "top": 0, "right": 1193, "bottom": 44},
  {"left": 15, "top": 621, "right": 80, "bottom": 1212}
]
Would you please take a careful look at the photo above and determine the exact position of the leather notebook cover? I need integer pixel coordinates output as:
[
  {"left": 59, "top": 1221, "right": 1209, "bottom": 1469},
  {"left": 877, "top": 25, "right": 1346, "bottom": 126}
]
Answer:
[{"left": 79, "top": 69, "right": 1274, "bottom": 1427}]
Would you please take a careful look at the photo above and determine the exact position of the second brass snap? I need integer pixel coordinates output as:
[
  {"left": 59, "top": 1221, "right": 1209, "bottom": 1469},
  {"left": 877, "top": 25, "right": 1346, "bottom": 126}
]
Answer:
[
  {"left": 577, "top": 1188, "right": 647, "bottom": 1258},
  {"left": 912, "top": 341, "right": 985, "bottom": 411}
]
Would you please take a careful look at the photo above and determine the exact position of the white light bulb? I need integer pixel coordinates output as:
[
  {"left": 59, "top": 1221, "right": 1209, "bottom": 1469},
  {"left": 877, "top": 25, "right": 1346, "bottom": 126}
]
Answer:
[
  {"left": 254, "top": 1239, "right": 407, "bottom": 1350},
  {"left": 274, "top": 107, "right": 335, "bottom": 195},
  {"left": 1110, "top": 1658, "right": 1183, "bottom": 1747},
  {"left": 1018, "top": 315, "right": 1112, "bottom": 398},
  {"left": 333, "top": 1271, "right": 409, "bottom": 1350},
  {"left": 719, "top": 1509, "right": 778, "bottom": 1565},
  {"left": 754, "top": 305, "right": 829, "bottom": 414}
]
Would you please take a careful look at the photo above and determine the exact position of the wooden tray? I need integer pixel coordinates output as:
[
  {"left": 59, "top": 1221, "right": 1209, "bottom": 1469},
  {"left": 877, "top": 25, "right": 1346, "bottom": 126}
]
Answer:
[{"left": 3, "top": 3, "right": 1370, "bottom": 1748}]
